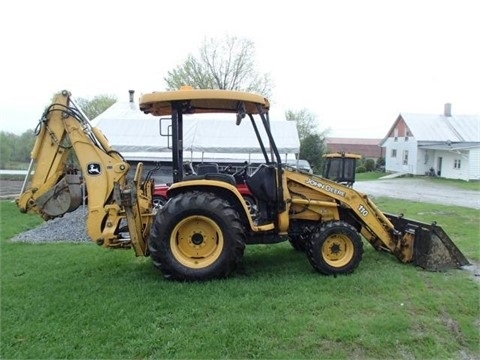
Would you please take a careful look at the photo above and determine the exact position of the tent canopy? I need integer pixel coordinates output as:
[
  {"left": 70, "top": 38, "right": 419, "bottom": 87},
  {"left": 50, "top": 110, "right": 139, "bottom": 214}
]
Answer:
[{"left": 92, "top": 100, "right": 300, "bottom": 162}]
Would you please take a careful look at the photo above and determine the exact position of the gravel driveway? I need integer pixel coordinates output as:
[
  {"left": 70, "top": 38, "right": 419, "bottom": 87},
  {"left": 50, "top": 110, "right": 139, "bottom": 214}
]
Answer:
[{"left": 354, "top": 178, "right": 480, "bottom": 209}]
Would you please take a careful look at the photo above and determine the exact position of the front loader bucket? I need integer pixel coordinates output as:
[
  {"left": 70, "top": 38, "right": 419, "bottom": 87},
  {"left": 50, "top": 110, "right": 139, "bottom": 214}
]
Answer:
[{"left": 384, "top": 213, "right": 470, "bottom": 271}]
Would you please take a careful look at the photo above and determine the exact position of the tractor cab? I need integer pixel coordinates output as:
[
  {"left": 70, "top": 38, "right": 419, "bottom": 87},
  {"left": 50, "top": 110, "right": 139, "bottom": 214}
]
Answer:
[{"left": 322, "top": 152, "right": 362, "bottom": 187}]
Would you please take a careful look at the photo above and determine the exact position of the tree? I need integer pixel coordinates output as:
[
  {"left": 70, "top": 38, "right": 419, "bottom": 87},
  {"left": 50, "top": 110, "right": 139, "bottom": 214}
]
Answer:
[
  {"left": 0, "top": 132, "right": 13, "bottom": 168},
  {"left": 17, "top": 130, "right": 36, "bottom": 162},
  {"left": 299, "top": 133, "right": 327, "bottom": 174},
  {"left": 285, "top": 108, "right": 320, "bottom": 141},
  {"left": 0, "top": 130, "right": 36, "bottom": 168},
  {"left": 285, "top": 109, "right": 329, "bottom": 173},
  {"left": 164, "top": 35, "right": 273, "bottom": 97},
  {"left": 364, "top": 158, "right": 375, "bottom": 172},
  {"left": 75, "top": 94, "right": 117, "bottom": 120},
  {"left": 376, "top": 157, "right": 385, "bottom": 171}
]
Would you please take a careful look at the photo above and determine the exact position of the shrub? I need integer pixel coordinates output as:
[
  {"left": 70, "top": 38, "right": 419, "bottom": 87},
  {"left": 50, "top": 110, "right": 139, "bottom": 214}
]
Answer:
[{"left": 365, "top": 159, "right": 375, "bottom": 172}]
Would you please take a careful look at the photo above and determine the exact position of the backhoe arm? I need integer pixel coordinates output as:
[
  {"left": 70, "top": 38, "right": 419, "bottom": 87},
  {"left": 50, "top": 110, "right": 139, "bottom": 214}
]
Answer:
[{"left": 17, "top": 90, "right": 154, "bottom": 255}]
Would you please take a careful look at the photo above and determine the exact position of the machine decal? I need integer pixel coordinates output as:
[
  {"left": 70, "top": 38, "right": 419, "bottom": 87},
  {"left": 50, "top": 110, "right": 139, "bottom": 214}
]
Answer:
[
  {"left": 358, "top": 204, "right": 369, "bottom": 217},
  {"left": 305, "top": 178, "right": 346, "bottom": 197},
  {"left": 87, "top": 163, "right": 101, "bottom": 176}
]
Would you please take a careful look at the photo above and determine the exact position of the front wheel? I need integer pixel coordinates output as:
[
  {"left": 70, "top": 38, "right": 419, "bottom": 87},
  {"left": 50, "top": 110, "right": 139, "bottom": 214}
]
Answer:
[
  {"left": 306, "top": 221, "right": 364, "bottom": 275},
  {"left": 149, "top": 191, "right": 245, "bottom": 281}
]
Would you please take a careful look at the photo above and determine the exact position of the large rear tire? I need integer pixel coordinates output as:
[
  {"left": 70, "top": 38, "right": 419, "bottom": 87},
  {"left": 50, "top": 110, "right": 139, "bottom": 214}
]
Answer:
[
  {"left": 306, "top": 221, "right": 364, "bottom": 275},
  {"left": 149, "top": 191, "right": 245, "bottom": 281}
]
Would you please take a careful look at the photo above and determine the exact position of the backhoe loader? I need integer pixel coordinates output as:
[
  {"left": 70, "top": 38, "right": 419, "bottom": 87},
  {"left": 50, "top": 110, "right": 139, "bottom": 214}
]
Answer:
[{"left": 16, "top": 88, "right": 469, "bottom": 281}]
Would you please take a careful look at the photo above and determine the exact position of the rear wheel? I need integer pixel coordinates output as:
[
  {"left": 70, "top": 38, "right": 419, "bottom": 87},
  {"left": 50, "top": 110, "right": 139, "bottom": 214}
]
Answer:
[
  {"left": 306, "top": 221, "right": 363, "bottom": 275},
  {"left": 149, "top": 191, "right": 245, "bottom": 281}
]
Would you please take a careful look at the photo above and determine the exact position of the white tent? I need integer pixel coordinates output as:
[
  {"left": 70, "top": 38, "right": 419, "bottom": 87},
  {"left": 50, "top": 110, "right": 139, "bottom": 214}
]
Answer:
[{"left": 91, "top": 98, "right": 300, "bottom": 164}]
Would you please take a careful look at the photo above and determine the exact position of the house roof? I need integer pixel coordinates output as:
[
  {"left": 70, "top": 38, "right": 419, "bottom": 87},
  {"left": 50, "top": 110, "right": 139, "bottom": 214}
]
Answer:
[
  {"left": 326, "top": 137, "right": 381, "bottom": 146},
  {"left": 419, "top": 142, "right": 480, "bottom": 151},
  {"left": 383, "top": 113, "right": 479, "bottom": 143},
  {"left": 325, "top": 137, "right": 384, "bottom": 158}
]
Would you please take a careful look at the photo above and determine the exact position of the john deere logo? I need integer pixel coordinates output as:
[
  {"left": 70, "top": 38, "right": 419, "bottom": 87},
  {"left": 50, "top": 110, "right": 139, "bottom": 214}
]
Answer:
[{"left": 87, "top": 163, "right": 101, "bottom": 176}]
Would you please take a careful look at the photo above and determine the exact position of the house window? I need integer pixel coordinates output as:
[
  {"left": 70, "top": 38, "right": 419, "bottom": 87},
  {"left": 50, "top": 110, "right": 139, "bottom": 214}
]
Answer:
[
  {"left": 404, "top": 136, "right": 409, "bottom": 141},
  {"left": 391, "top": 149, "right": 397, "bottom": 158},
  {"left": 403, "top": 150, "right": 409, "bottom": 165},
  {"left": 454, "top": 159, "right": 461, "bottom": 169}
]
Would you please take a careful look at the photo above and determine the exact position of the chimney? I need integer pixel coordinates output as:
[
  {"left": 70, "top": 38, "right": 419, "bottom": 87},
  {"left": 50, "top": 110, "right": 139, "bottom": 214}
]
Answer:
[
  {"left": 129, "top": 90, "right": 135, "bottom": 103},
  {"left": 444, "top": 103, "right": 452, "bottom": 117}
]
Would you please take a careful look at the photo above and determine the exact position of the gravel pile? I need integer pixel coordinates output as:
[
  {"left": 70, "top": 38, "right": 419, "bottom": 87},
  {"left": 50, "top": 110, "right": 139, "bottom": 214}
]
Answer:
[{"left": 12, "top": 206, "right": 91, "bottom": 243}]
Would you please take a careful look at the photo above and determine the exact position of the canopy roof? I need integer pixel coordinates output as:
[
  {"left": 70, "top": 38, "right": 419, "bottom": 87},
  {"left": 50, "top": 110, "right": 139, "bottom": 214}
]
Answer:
[{"left": 139, "top": 87, "right": 270, "bottom": 116}]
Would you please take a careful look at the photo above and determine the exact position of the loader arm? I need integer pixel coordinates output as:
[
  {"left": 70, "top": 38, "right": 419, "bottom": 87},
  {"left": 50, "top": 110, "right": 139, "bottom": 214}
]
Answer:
[
  {"left": 16, "top": 90, "right": 154, "bottom": 255},
  {"left": 285, "top": 170, "right": 469, "bottom": 269}
]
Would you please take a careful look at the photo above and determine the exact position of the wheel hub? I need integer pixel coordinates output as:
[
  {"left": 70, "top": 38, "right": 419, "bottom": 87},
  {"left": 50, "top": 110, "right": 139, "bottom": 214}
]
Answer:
[
  {"left": 322, "top": 234, "right": 354, "bottom": 265},
  {"left": 170, "top": 215, "right": 225, "bottom": 268},
  {"left": 191, "top": 232, "right": 204, "bottom": 245},
  {"left": 329, "top": 242, "right": 341, "bottom": 255}
]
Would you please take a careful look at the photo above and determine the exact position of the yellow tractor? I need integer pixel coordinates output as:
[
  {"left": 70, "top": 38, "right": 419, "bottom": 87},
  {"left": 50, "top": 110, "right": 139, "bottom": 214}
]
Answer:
[{"left": 17, "top": 88, "right": 469, "bottom": 281}]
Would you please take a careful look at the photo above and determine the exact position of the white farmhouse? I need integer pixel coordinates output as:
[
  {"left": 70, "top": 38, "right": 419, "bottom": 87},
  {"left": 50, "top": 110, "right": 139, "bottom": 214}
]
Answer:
[{"left": 381, "top": 104, "right": 480, "bottom": 181}]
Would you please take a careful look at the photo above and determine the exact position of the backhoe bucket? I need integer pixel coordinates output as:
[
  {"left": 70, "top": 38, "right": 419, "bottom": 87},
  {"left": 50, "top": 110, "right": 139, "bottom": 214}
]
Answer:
[
  {"left": 36, "top": 174, "right": 83, "bottom": 219},
  {"left": 384, "top": 213, "right": 470, "bottom": 271}
]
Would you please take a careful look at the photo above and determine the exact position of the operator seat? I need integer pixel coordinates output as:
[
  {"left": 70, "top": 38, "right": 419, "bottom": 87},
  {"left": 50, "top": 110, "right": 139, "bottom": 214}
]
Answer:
[
  {"left": 196, "top": 163, "right": 219, "bottom": 175},
  {"left": 184, "top": 163, "right": 236, "bottom": 186},
  {"left": 245, "top": 164, "right": 276, "bottom": 203}
]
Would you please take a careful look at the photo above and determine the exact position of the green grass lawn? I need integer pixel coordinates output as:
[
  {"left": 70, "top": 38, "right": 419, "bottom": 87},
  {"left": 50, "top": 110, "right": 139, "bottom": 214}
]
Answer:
[
  {"left": 355, "top": 171, "right": 387, "bottom": 181},
  {"left": 1, "top": 200, "right": 479, "bottom": 359}
]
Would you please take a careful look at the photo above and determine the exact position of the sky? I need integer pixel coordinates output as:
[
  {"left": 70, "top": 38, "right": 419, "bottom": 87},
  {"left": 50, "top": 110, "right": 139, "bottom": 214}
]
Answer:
[{"left": 1, "top": 0, "right": 478, "bottom": 138}]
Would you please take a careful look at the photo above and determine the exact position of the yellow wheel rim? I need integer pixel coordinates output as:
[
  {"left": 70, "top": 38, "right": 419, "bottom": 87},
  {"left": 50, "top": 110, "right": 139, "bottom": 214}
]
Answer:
[
  {"left": 321, "top": 233, "right": 354, "bottom": 268},
  {"left": 170, "top": 215, "right": 224, "bottom": 269}
]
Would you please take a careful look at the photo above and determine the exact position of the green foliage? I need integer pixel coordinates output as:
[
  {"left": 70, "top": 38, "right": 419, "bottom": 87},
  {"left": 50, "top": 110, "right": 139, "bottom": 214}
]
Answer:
[
  {"left": 17, "top": 129, "right": 36, "bottom": 162},
  {"left": 0, "top": 130, "right": 36, "bottom": 168},
  {"left": 364, "top": 158, "right": 375, "bottom": 172},
  {"left": 0, "top": 132, "right": 13, "bottom": 168},
  {"left": 75, "top": 94, "right": 117, "bottom": 120},
  {"left": 376, "top": 156, "right": 385, "bottom": 168},
  {"left": 286, "top": 109, "right": 329, "bottom": 173},
  {"left": 299, "top": 133, "right": 326, "bottom": 174},
  {"left": 1, "top": 199, "right": 478, "bottom": 359},
  {"left": 164, "top": 35, "right": 273, "bottom": 97},
  {"left": 356, "top": 165, "right": 366, "bottom": 173},
  {"left": 285, "top": 108, "right": 320, "bottom": 141}
]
